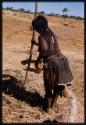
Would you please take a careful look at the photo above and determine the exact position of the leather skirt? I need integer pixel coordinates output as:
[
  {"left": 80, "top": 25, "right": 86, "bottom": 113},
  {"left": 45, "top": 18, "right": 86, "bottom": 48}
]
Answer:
[{"left": 43, "top": 55, "right": 73, "bottom": 89}]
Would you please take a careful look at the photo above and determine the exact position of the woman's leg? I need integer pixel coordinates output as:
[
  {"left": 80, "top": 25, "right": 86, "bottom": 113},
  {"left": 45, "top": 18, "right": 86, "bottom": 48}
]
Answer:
[
  {"left": 43, "top": 71, "right": 52, "bottom": 109},
  {"left": 51, "top": 83, "right": 65, "bottom": 108}
]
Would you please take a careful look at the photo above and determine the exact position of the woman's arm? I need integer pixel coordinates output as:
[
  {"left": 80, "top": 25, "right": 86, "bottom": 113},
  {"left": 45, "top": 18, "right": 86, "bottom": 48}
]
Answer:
[
  {"left": 35, "top": 54, "right": 42, "bottom": 69},
  {"left": 35, "top": 35, "right": 48, "bottom": 69}
]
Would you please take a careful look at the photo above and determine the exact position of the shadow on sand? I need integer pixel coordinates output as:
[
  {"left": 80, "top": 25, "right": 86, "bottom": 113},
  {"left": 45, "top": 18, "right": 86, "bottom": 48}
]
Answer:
[
  {"left": 21, "top": 59, "right": 36, "bottom": 65},
  {"left": 2, "top": 74, "right": 59, "bottom": 123},
  {"left": 2, "top": 74, "right": 48, "bottom": 111},
  {"left": 21, "top": 59, "right": 42, "bottom": 74}
]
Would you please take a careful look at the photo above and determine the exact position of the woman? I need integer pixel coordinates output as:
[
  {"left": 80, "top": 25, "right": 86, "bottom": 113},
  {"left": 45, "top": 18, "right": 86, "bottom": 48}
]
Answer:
[{"left": 31, "top": 15, "right": 73, "bottom": 109}]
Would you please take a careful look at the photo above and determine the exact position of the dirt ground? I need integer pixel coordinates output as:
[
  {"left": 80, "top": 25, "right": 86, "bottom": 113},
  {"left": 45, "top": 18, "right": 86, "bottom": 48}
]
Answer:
[{"left": 2, "top": 10, "right": 84, "bottom": 123}]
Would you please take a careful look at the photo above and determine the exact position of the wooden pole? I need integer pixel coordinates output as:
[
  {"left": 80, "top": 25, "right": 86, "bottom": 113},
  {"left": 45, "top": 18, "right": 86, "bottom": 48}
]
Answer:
[{"left": 23, "top": 2, "right": 38, "bottom": 86}]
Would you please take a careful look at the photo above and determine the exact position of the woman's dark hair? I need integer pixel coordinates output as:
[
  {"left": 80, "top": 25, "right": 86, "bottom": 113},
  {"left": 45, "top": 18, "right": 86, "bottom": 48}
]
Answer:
[{"left": 32, "top": 15, "right": 48, "bottom": 34}]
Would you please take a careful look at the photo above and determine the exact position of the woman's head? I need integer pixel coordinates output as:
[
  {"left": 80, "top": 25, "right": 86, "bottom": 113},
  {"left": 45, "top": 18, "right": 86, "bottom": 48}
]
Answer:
[{"left": 32, "top": 15, "right": 48, "bottom": 35}]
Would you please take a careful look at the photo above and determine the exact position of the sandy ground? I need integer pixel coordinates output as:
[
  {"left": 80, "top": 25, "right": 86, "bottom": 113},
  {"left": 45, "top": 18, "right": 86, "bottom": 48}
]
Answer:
[{"left": 2, "top": 10, "right": 84, "bottom": 123}]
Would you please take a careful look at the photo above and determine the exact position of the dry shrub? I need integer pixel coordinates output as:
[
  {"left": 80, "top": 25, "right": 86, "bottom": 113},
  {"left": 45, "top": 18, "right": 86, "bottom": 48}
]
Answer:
[{"left": 64, "top": 23, "right": 69, "bottom": 26}]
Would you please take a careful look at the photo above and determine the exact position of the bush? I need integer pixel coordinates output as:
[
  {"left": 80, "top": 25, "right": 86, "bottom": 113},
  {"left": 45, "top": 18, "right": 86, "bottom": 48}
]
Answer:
[
  {"left": 62, "top": 14, "right": 69, "bottom": 18},
  {"left": 64, "top": 23, "right": 69, "bottom": 26},
  {"left": 39, "top": 11, "right": 45, "bottom": 15},
  {"left": 76, "top": 16, "right": 83, "bottom": 20}
]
